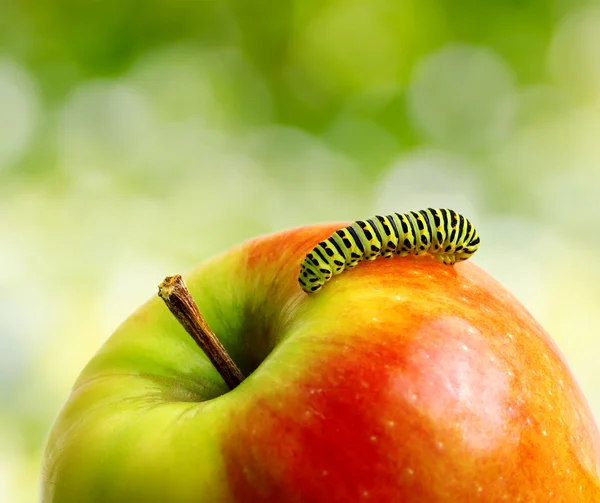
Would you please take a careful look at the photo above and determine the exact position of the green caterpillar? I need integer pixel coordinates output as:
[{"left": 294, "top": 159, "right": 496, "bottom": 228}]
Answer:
[{"left": 298, "top": 208, "right": 480, "bottom": 293}]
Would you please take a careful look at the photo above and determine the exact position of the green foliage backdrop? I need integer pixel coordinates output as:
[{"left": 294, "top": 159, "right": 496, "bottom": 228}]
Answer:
[{"left": 1, "top": 1, "right": 600, "bottom": 500}]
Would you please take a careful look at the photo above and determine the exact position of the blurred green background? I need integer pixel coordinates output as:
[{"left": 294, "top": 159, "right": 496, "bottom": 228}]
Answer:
[{"left": 2, "top": 0, "right": 600, "bottom": 500}]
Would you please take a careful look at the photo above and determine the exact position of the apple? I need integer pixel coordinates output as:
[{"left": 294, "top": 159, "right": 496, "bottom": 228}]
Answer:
[{"left": 42, "top": 223, "right": 600, "bottom": 502}]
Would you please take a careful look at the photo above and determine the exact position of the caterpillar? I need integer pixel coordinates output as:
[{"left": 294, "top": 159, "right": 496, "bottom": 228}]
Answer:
[{"left": 298, "top": 208, "right": 480, "bottom": 294}]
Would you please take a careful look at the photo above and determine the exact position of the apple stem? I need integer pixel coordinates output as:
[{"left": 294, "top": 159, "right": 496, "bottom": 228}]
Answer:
[{"left": 157, "top": 274, "right": 245, "bottom": 390}]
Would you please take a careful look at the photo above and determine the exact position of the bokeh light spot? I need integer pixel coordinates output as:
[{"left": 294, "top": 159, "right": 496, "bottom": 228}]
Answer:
[
  {"left": 549, "top": 7, "right": 600, "bottom": 102},
  {"left": 0, "top": 60, "right": 40, "bottom": 169},
  {"left": 290, "top": 0, "right": 446, "bottom": 97},
  {"left": 374, "top": 148, "right": 482, "bottom": 217},
  {"left": 407, "top": 44, "right": 517, "bottom": 150}
]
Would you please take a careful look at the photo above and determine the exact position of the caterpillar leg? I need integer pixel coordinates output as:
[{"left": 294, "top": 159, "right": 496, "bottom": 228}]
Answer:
[{"left": 433, "top": 254, "right": 456, "bottom": 265}]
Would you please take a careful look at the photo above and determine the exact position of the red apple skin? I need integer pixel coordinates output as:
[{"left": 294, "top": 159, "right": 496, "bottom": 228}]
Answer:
[
  {"left": 220, "top": 224, "right": 600, "bottom": 502},
  {"left": 42, "top": 223, "right": 600, "bottom": 502}
]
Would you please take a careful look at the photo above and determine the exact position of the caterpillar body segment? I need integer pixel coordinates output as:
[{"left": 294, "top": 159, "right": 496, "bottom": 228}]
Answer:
[{"left": 298, "top": 208, "right": 480, "bottom": 294}]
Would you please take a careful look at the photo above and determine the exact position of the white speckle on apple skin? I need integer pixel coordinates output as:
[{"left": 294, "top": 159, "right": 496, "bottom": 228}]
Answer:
[
  {"left": 321, "top": 470, "right": 328, "bottom": 477},
  {"left": 406, "top": 468, "right": 414, "bottom": 476},
  {"left": 369, "top": 435, "right": 377, "bottom": 442}
]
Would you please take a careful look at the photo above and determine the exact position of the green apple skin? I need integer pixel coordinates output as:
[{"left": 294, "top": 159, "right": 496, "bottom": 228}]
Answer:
[{"left": 42, "top": 224, "right": 600, "bottom": 502}]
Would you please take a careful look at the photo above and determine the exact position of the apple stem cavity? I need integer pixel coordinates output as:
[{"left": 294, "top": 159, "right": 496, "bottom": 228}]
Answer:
[{"left": 158, "top": 274, "right": 245, "bottom": 390}]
